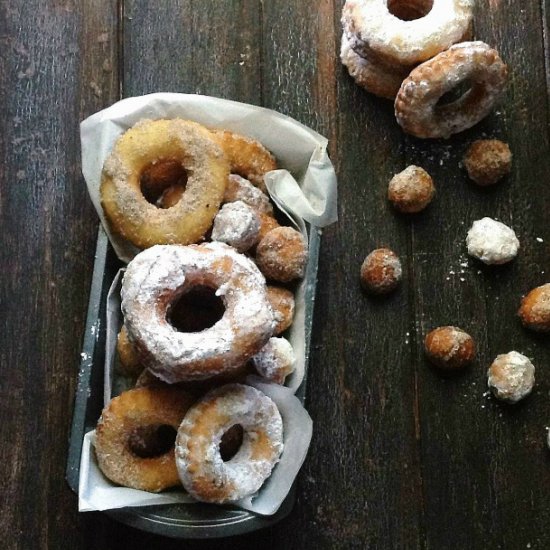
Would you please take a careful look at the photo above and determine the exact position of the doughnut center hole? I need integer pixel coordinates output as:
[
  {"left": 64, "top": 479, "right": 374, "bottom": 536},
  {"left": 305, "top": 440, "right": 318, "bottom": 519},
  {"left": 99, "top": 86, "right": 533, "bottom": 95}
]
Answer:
[
  {"left": 436, "top": 80, "right": 473, "bottom": 107},
  {"left": 128, "top": 424, "right": 177, "bottom": 458},
  {"left": 167, "top": 285, "right": 225, "bottom": 332},
  {"left": 219, "top": 424, "right": 244, "bottom": 462},
  {"left": 387, "top": 0, "right": 433, "bottom": 20},
  {"left": 140, "top": 159, "right": 188, "bottom": 209}
]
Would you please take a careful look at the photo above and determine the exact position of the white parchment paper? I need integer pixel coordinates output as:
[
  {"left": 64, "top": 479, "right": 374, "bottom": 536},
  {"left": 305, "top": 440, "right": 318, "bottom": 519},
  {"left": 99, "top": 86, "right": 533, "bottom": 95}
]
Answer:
[{"left": 80, "top": 92, "right": 337, "bottom": 262}]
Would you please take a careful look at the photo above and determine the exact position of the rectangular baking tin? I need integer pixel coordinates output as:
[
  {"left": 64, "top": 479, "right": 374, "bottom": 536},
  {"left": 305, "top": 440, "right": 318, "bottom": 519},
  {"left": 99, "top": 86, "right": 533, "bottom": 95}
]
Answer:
[{"left": 67, "top": 224, "right": 320, "bottom": 538}]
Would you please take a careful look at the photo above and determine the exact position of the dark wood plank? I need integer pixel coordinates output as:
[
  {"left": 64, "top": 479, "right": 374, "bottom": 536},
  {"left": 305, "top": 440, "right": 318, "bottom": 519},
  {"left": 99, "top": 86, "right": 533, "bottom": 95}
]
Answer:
[
  {"left": 0, "top": 1, "right": 118, "bottom": 549},
  {"left": 405, "top": 1, "right": 550, "bottom": 548},
  {"left": 123, "top": 0, "right": 262, "bottom": 102}
]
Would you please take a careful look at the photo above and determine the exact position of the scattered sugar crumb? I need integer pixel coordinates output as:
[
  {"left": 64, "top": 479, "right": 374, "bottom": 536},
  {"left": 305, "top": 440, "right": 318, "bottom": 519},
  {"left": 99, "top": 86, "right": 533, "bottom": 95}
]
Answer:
[{"left": 536, "top": 237, "right": 543, "bottom": 243}]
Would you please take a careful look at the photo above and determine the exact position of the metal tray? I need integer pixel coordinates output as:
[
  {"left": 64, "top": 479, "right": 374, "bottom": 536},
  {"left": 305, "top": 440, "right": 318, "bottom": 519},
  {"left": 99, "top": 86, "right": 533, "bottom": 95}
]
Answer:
[{"left": 66, "top": 224, "right": 320, "bottom": 538}]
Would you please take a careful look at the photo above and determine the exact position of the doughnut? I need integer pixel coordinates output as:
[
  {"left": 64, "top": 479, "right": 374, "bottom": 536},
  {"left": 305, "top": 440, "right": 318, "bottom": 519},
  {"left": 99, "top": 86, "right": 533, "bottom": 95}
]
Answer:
[
  {"left": 211, "top": 201, "right": 261, "bottom": 253},
  {"left": 255, "top": 226, "right": 308, "bottom": 283},
  {"left": 100, "top": 118, "right": 229, "bottom": 249},
  {"left": 466, "top": 217, "right": 519, "bottom": 265},
  {"left": 395, "top": 42, "right": 508, "bottom": 139},
  {"left": 257, "top": 213, "right": 281, "bottom": 243},
  {"left": 267, "top": 286, "right": 296, "bottom": 335},
  {"left": 387, "top": 165, "right": 435, "bottom": 213},
  {"left": 463, "top": 139, "right": 512, "bottom": 186},
  {"left": 116, "top": 325, "right": 145, "bottom": 377},
  {"left": 252, "top": 337, "right": 296, "bottom": 384},
  {"left": 213, "top": 130, "right": 277, "bottom": 192},
  {"left": 342, "top": 0, "right": 474, "bottom": 68},
  {"left": 94, "top": 386, "right": 195, "bottom": 492},
  {"left": 175, "top": 384, "right": 283, "bottom": 503},
  {"left": 340, "top": 33, "right": 407, "bottom": 100},
  {"left": 224, "top": 174, "right": 273, "bottom": 215},
  {"left": 121, "top": 242, "right": 276, "bottom": 383}
]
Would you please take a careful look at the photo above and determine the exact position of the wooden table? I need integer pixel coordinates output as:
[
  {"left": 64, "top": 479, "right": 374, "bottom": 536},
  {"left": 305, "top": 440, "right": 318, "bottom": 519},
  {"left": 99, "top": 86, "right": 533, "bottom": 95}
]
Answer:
[{"left": 1, "top": 1, "right": 549, "bottom": 548}]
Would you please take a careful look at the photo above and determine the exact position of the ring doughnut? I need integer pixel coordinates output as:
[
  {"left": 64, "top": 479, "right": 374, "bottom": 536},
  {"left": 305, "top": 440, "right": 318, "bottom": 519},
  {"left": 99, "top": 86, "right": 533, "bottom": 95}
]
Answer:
[
  {"left": 121, "top": 242, "right": 275, "bottom": 383},
  {"left": 342, "top": 0, "right": 474, "bottom": 68},
  {"left": 94, "top": 386, "right": 195, "bottom": 492},
  {"left": 395, "top": 42, "right": 508, "bottom": 139},
  {"left": 340, "top": 33, "right": 407, "bottom": 99},
  {"left": 100, "top": 119, "right": 229, "bottom": 249},
  {"left": 252, "top": 337, "right": 296, "bottom": 384},
  {"left": 175, "top": 384, "right": 284, "bottom": 503},
  {"left": 214, "top": 130, "right": 277, "bottom": 192}
]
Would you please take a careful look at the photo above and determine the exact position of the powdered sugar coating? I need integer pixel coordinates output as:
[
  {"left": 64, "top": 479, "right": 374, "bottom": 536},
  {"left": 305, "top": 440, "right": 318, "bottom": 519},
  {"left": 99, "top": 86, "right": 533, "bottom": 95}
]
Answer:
[
  {"left": 121, "top": 242, "right": 275, "bottom": 382},
  {"left": 342, "top": 0, "right": 474, "bottom": 68},
  {"left": 466, "top": 217, "right": 519, "bottom": 265},
  {"left": 224, "top": 174, "right": 273, "bottom": 215},
  {"left": 252, "top": 337, "right": 296, "bottom": 385},
  {"left": 395, "top": 42, "right": 508, "bottom": 139},
  {"left": 175, "top": 384, "right": 284, "bottom": 503},
  {"left": 211, "top": 201, "right": 261, "bottom": 253},
  {"left": 487, "top": 351, "right": 535, "bottom": 404},
  {"left": 340, "top": 33, "right": 406, "bottom": 100}
]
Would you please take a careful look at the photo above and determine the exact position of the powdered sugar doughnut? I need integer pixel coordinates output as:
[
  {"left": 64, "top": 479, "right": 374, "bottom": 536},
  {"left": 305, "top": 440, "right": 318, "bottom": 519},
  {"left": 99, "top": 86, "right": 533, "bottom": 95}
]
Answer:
[
  {"left": 224, "top": 174, "right": 273, "bottom": 215},
  {"left": 488, "top": 351, "right": 535, "bottom": 404},
  {"left": 342, "top": 0, "right": 474, "bottom": 68},
  {"left": 340, "top": 33, "right": 406, "bottom": 100},
  {"left": 395, "top": 42, "right": 508, "bottom": 139},
  {"left": 252, "top": 337, "right": 296, "bottom": 384},
  {"left": 214, "top": 130, "right": 277, "bottom": 192},
  {"left": 256, "top": 226, "right": 308, "bottom": 283},
  {"left": 267, "top": 286, "right": 295, "bottom": 335},
  {"left": 211, "top": 201, "right": 261, "bottom": 253},
  {"left": 100, "top": 119, "right": 229, "bottom": 248},
  {"left": 466, "top": 217, "right": 519, "bottom": 265},
  {"left": 176, "top": 384, "right": 283, "bottom": 503},
  {"left": 95, "top": 387, "right": 195, "bottom": 492},
  {"left": 121, "top": 242, "right": 276, "bottom": 383}
]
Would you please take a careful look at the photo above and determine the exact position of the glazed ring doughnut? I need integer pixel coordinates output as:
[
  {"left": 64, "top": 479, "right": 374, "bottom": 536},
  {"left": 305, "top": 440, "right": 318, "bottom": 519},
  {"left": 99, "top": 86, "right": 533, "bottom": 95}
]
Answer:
[
  {"left": 213, "top": 130, "right": 277, "bottom": 192},
  {"left": 94, "top": 386, "right": 195, "bottom": 492},
  {"left": 342, "top": 0, "right": 474, "bottom": 68},
  {"left": 395, "top": 42, "right": 508, "bottom": 139},
  {"left": 340, "top": 33, "right": 407, "bottom": 100},
  {"left": 175, "top": 384, "right": 284, "bottom": 503},
  {"left": 121, "top": 242, "right": 275, "bottom": 383},
  {"left": 100, "top": 118, "right": 229, "bottom": 249}
]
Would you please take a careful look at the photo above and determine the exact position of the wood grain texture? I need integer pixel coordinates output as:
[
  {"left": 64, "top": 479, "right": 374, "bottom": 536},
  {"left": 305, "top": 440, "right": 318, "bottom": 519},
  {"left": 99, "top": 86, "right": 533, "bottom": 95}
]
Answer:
[
  {"left": 0, "top": 1, "right": 118, "bottom": 549},
  {"left": 2, "top": 0, "right": 550, "bottom": 548}
]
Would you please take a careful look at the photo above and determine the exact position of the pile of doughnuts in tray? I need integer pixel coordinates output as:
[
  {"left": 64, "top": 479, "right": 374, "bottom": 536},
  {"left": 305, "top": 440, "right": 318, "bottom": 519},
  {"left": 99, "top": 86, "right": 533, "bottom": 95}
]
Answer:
[
  {"left": 341, "top": 0, "right": 508, "bottom": 138},
  {"left": 94, "top": 118, "right": 308, "bottom": 503}
]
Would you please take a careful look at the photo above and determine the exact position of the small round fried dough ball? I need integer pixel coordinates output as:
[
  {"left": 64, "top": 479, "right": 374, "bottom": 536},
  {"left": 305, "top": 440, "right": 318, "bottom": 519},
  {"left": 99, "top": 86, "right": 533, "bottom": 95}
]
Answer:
[
  {"left": 518, "top": 283, "right": 550, "bottom": 332},
  {"left": 388, "top": 165, "right": 435, "bottom": 213},
  {"left": 424, "top": 326, "right": 475, "bottom": 370},
  {"left": 266, "top": 286, "right": 295, "bottom": 335},
  {"left": 464, "top": 139, "right": 512, "bottom": 186},
  {"left": 360, "top": 248, "right": 402, "bottom": 295},
  {"left": 487, "top": 351, "right": 535, "bottom": 403},
  {"left": 255, "top": 226, "right": 308, "bottom": 283}
]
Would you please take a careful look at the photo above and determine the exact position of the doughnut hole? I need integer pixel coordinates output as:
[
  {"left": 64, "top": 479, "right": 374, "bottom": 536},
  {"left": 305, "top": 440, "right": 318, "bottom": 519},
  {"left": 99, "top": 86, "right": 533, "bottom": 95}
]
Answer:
[
  {"left": 387, "top": 0, "right": 434, "bottom": 21},
  {"left": 140, "top": 158, "right": 188, "bottom": 209},
  {"left": 128, "top": 424, "right": 177, "bottom": 458},
  {"left": 219, "top": 424, "right": 244, "bottom": 461},
  {"left": 167, "top": 285, "right": 225, "bottom": 333}
]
